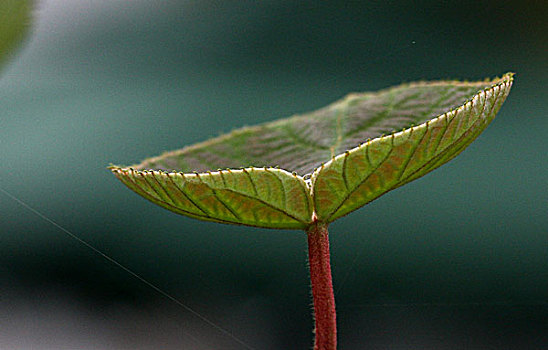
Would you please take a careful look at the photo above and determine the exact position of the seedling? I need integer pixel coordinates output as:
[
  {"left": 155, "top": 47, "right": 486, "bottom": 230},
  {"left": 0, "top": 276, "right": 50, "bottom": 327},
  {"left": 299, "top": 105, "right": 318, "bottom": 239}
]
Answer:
[{"left": 111, "top": 73, "right": 513, "bottom": 349}]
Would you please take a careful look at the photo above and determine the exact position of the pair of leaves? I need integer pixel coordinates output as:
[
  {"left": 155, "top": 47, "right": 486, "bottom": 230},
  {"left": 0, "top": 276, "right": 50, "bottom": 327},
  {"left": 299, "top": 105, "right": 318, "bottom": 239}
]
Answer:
[{"left": 111, "top": 73, "right": 514, "bottom": 230}]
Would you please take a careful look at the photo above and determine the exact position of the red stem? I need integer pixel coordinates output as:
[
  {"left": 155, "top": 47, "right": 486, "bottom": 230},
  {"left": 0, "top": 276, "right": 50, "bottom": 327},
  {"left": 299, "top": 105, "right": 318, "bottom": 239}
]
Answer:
[{"left": 307, "top": 221, "right": 337, "bottom": 350}]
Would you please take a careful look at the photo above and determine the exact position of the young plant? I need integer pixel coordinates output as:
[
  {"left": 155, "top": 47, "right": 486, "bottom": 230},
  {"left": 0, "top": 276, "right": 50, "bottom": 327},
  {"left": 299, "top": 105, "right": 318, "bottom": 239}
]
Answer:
[{"left": 111, "top": 73, "right": 513, "bottom": 349}]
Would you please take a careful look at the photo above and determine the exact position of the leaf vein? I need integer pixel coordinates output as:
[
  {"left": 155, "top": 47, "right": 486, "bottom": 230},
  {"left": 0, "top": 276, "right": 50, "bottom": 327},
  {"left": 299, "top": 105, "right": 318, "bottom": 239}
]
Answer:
[
  {"left": 165, "top": 173, "right": 210, "bottom": 216},
  {"left": 243, "top": 169, "right": 259, "bottom": 197},
  {"left": 327, "top": 143, "right": 394, "bottom": 221},
  {"left": 124, "top": 172, "right": 212, "bottom": 220},
  {"left": 218, "top": 187, "right": 306, "bottom": 224},
  {"left": 264, "top": 168, "right": 286, "bottom": 210},
  {"left": 396, "top": 125, "right": 429, "bottom": 181}
]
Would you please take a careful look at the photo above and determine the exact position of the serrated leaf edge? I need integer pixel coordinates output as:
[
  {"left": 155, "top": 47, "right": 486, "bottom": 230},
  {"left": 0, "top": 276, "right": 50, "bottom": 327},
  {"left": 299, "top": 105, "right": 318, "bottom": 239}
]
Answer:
[
  {"left": 109, "top": 165, "right": 314, "bottom": 229},
  {"left": 310, "top": 72, "right": 514, "bottom": 222},
  {"left": 130, "top": 74, "right": 514, "bottom": 175}
]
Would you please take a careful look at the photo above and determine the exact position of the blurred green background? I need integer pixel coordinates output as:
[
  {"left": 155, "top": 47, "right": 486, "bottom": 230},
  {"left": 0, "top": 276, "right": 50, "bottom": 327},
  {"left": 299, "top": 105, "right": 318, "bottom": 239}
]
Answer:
[{"left": 1, "top": 1, "right": 546, "bottom": 349}]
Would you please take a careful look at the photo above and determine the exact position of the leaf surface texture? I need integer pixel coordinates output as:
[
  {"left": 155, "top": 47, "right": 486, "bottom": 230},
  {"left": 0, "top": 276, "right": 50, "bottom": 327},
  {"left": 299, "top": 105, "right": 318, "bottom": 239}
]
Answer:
[
  {"left": 111, "top": 167, "right": 313, "bottom": 229},
  {"left": 312, "top": 74, "right": 513, "bottom": 222}
]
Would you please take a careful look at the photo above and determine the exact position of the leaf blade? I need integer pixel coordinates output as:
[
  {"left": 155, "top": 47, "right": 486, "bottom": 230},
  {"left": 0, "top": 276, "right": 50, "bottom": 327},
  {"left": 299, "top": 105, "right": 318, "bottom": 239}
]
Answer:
[
  {"left": 312, "top": 73, "right": 514, "bottom": 222},
  {"left": 111, "top": 167, "right": 313, "bottom": 229}
]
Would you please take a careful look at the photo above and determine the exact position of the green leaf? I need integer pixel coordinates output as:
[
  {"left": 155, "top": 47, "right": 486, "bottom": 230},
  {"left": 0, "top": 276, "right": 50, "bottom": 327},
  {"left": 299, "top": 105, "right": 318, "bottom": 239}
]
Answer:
[
  {"left": 0, "top": 0, "right": 32, "bottom": 73},
  {"left": 111, "top": 73, "right": 513, "bottom": 229},
  {"left": 312, "top": 73, "right": 514, "bottom": 222},
  {"left": 110, "top": 166, "right": 313, "bottom": 229}
]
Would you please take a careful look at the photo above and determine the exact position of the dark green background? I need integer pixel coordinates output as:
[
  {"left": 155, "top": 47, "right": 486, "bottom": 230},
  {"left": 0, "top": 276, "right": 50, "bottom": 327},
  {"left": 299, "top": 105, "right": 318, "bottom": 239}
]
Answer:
[{"left": 1, "top": 1, "right": 546, "bottom": 349}]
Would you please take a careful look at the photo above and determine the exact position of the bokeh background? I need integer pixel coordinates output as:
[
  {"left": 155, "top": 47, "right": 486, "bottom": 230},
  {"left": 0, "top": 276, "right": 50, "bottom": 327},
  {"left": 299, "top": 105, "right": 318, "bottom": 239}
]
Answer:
[{"left": 1, "top": 1, "right": 546, "bottom": 349}]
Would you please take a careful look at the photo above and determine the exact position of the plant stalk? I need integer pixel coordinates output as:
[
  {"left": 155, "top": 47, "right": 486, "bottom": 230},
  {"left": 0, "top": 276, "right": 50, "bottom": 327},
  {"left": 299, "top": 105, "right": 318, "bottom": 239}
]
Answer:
[{"left": 307, "top": 221, "right": 337, "bottom": 350}]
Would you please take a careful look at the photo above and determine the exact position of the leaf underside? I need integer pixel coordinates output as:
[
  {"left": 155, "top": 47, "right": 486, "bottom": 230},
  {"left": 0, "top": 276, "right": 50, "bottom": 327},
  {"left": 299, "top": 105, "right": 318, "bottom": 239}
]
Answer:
[
  {"left": 112, "top": 167, "right": 313, "bottom": 229},
  {"left": 111, "top": 73, "right": 513, "bottom": 229}
]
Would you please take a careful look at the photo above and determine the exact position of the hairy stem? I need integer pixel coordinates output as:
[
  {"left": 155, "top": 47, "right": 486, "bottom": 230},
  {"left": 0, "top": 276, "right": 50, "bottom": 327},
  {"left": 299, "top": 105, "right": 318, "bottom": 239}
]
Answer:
[{"left": 307, "top": 221, "right": 337, "bottom": 350}]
